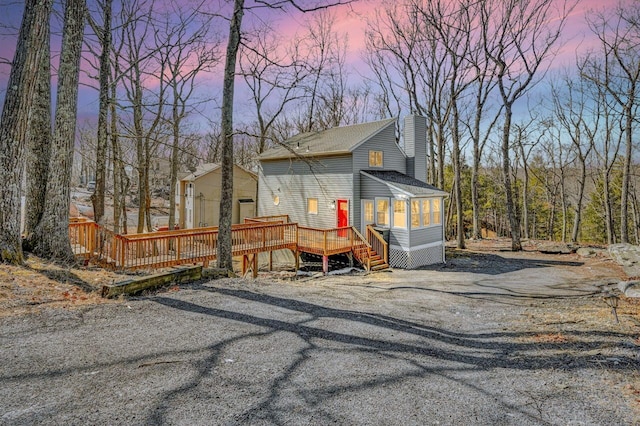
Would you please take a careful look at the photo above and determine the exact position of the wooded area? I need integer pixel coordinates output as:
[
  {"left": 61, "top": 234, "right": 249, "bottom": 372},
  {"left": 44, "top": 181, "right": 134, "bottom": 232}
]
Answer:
[{"left": 1, "top": 0, "right": 639, "bottom": 268}]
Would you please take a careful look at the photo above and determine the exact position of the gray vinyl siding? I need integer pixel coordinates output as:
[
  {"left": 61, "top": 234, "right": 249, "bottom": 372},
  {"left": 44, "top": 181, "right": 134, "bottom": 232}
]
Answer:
[
  {"left": 409, "top": 225, "right": 443, "bottom": 247},
  {"left": 352, "top": 123, "right": 406, "bottom": 230},
  {"left": 258, "top": 155, "right": 354, "bottom": 228}
]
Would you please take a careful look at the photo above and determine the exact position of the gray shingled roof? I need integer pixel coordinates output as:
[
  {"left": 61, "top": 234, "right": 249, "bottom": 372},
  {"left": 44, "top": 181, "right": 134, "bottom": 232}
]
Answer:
[
  {"left": 361, "top": 170, "right": 449, "bottom": 197},
  {"left": 258, "top": 118, "right": 397, "bottom": 160}
]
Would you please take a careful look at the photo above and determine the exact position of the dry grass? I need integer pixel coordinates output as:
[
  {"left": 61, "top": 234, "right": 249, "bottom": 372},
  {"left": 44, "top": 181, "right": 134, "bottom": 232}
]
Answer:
[{"left": 0, "top": 256, "right": 133, "bottom": 317}]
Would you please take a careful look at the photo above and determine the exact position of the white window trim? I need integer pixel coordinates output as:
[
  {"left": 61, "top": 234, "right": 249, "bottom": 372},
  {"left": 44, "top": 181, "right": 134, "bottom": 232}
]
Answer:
[{"left": 362, "top": 199, "right": 374, "bottom": 232}]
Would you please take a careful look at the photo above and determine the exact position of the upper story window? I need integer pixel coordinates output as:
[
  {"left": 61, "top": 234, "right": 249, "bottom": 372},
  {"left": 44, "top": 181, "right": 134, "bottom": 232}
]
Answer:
[
  {"left": 307, "top": 198, "right": 318, "bottom": 215},
  {"left": 369, "top": 150, "right": 383, "bottom": 167}
]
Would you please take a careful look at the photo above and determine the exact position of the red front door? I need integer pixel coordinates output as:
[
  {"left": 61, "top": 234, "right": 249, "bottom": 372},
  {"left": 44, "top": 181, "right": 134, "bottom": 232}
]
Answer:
[{"left": 337, "top": 199, "right": 348, "bottom": 237}]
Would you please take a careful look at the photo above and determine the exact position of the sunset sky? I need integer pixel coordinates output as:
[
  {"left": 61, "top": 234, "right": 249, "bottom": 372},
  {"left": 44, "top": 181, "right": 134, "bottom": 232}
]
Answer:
[{"left": 0, "top": 0, "right": 612, "bottom": 127}]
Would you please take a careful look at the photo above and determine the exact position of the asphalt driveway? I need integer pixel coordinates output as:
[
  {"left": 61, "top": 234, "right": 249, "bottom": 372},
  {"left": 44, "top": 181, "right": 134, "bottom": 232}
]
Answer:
[{"left": 1, "top": 250, "right": 638, "bottom": 425}]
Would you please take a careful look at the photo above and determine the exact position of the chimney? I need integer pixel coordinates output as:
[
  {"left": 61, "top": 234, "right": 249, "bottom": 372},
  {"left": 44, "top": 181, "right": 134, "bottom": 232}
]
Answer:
[{"left": 404, "top": 115, "right": 427, "bottom": 183}]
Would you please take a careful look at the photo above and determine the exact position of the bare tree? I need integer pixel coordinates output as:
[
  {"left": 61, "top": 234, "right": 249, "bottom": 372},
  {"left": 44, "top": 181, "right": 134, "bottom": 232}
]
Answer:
[
  {"left": 116, "top": 0, "right": 167, "bottom": 233},
  {"left": 23, "top": 3, "right": 52, "bottom": 251},
  {"left": 32, "top": 0, "right": 87, "bottom": 261},
  {"left": 581, "top": 2, "right": 640, "bottom": 243},
  {"left": 481, "top": 0, "right": 574, "bottom": 251},
  {"left": 86, "top": 0, "right": 112, "bottom": 225},
  {"left": 0, "top": 0, "right": 52, "bottom": 263},
  {"left": 155, "top": 2, "right": 220, "bottom": 230},
  {"left": 239, "top": 24, "right": 306, "bottom": 155},
  {"left": 216, "top": 0, "right": 355, "bottom": 272},
  {"left": 551, "top": 73, "right": 596, "bottom": 243}
]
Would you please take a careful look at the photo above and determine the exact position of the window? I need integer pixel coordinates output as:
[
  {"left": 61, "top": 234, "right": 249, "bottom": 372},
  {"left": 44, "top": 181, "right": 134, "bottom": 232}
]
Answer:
[
  {"left": 273, "top": 195, "right": 280, "bottom": 206},
  {"left": 393, "top": 200, "right": 407, "bottom": 228},
  {"left": 411, "top": 200, "right": 420, "bottom": 228},
  {"left": 369, "top": 150, "right": 383, "bottom": 167},
  {"left": 376, "top": 198, "right": 389, "bottom": 227},
  {"left": 433, "top": 198, "right": 441, "bottom": 224},
  {"left": 307, "top": 198, "right": 318, "bottom": 215},
  {"left": 363, "top": 200, "right": 374, "bottom": 224},
  {"left": 422, "top": 199, "right": 431, "bottom": 226}
]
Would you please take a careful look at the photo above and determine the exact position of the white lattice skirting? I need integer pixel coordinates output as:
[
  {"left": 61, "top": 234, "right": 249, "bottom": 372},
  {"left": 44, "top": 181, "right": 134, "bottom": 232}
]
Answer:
[{"left": 389, "top": 243, "right": 444, "bottom": 269}]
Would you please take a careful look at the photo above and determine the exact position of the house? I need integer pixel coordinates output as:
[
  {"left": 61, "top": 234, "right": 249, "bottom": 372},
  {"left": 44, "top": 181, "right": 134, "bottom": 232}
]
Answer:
[
  {"left": 257, "top": 115, "right": 448, "bottom": 269},
  {"left": 178, "top": 163, "right": 258, "bottom": 229}
]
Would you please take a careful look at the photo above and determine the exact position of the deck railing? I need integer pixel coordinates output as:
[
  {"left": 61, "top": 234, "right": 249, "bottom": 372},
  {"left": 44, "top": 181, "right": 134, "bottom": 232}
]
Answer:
[
  {"left": 244, "top": 215, "right": 289, "bottom": 224},
  {"left": 296, "top": 226, "right": 358, "bottom": 255},
  {"left": 69, "top": 219, "right": 296, "bottom": 270},
  {"left": 69, "top": 218, "right": 381, "bottom": 272},
  {"left": 69, "top": 218, "right": 97, "bottom": 258},
  {"left": 366, "top": 225, "right": 388, "bottom": 265},
  {"left": 351, "top": 227, "right": 372, "bottom": 271}
]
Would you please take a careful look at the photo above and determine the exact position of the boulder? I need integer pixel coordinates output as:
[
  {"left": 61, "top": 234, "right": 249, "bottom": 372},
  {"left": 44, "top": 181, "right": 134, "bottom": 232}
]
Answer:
[
  {"left": 576, "top": 247, "right": 605, "bottom": 258},
  {"left": 609, "top": 243, "right": 640, "bottom": 278},
  {"left": 537, "top": 243, "right": 577, "bottom": 254},
  {"left": 618, "top": 280, "right": 640, "bottom": 298}
]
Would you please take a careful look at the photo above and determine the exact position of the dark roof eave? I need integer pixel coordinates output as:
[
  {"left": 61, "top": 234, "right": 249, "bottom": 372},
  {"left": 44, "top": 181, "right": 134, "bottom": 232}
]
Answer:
[{"left": 259, "top": 151, "right": 352, "bottom": 162}]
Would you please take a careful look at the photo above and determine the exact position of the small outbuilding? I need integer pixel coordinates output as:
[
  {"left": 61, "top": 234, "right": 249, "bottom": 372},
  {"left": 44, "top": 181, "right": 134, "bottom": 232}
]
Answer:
[{"left": 178, "top": 163, "right": 258, "bottom": 229}]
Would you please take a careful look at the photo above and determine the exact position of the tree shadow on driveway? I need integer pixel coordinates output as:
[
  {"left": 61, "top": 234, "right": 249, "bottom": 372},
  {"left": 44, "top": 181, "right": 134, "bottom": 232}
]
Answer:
[
  {"left": 145, "top": 284, "right": 638, "bottom": 425},
  {"left": 418, "top": 251, "right": 584, "bottom": 276}
]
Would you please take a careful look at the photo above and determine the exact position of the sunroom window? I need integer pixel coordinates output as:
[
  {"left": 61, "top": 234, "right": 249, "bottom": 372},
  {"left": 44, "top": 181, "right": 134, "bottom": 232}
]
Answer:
[
  {"left": 422, "top": 199, "right": 430, "bottom": 226},
  {"left": 393, "top": 200, "right": 407, "bottom": 228},
  {"left": 411, "top": 200, "right": 420, "bottom": 228},
  {"left": 433, "top": 198, "right": 441, "bottom": 224}
]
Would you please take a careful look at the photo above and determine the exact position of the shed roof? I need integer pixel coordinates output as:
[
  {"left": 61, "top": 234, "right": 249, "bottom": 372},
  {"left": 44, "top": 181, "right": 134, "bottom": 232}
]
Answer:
[
  {"left": 180, "top": 163, "right": 220, "bottom": 182},
  {"left": 180, "top": 163, "right": 257, "bottom": 182},
  {"left": 361, "top": 170, "right": 448, "bottom": 198},
  {"left": 258, "top": 118, "right": 397, "bottom": 161}
]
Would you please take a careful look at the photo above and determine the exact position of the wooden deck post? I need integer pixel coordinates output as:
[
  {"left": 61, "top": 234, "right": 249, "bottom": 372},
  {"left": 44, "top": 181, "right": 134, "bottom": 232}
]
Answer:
[
  {"left": 253, "top": 253, "right": 258, "bottom": 278},
  {"left": 269, "top": 251, "right": 273, "bottom": 271},
  {"left": 294, "top": 250, "right": 300, "bottom": 270},
  {"left": 242, "top": 254, "right": 247, "bottom": 276},
  {"left": 119, "top": 237, "right": 125, "bottom": 269},
  {"left": 322, "top": 255, "right": 328, "bottom": 275}
]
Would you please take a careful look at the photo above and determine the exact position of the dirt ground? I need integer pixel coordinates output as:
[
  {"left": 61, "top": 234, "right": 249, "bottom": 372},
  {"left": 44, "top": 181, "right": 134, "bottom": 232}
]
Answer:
[{"left": 1, "top": 240, "right": 639, "bottom": 425}]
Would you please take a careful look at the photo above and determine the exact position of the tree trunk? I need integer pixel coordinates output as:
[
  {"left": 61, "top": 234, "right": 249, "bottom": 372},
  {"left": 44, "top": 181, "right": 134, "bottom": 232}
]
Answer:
[
  {"left": 110, "top": 73, "right": 124, "bottom": 234},
  {"left": 23, "top": 12, "right": 52, "bottom": 251},
  {"left": 451, "top": 101, "right": 465, "bottom": 249},
  {"left": 217, "top": 0, "right": 244, "bottom": 271},
  {"left": 571, "top": 160, "right": 586, "bottom": 243},
  {"left": 620, "top": 111, "right": 633, "bottom": 243},
  {"left": 603, "top": 170, "right": 615, "bottom": 244},
  {"left": 501, "top": 105, "right": 522, "bottom": 251},
  {"left": 90, "top": 0, "right": 111, "bottom": 225},
  {"left": 168, "top": 89, "right": 180, "bottom": 230},
  {"left": 0, "top": 0, "right": 52, "bottom": 263},
  {"left": 33, "top": 0, "right": 86, "bottom": 261},
  {"left": 560, "top": 177, "right": 567, "bottom": 243}
]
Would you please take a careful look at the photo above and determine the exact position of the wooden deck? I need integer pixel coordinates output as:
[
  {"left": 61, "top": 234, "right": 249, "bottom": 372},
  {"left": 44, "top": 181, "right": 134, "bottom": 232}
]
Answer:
[{"left": 69, "top": 216, "right": 388, "bottom": 275}]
